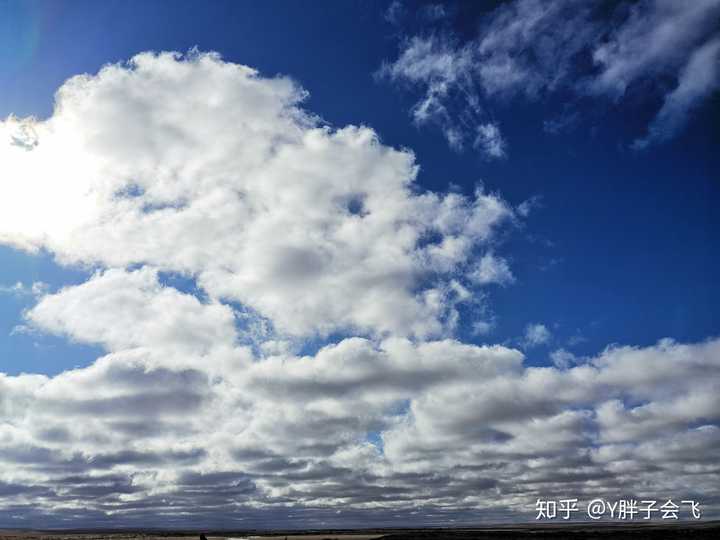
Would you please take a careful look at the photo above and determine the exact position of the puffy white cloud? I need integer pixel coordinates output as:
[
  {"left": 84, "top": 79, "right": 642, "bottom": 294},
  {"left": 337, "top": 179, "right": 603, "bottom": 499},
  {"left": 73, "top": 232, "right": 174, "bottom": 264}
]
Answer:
[
  {"left": 0, "top": 51, "right": 514, "bottom": 340},
  {"left": 0, "top": 282, "right": 25, "bottom": 295},
  {"left": 25, "top": 267, "right": 240, "bottom": 358},
  {"left": 0, "top": 51, "right": 718, "bottom": 526},
  {"left": 2, "top": 272, "right": 720, "bottom": 523},
  {"left": 381, "top": 0, "right": 720, "bottom": 149}
]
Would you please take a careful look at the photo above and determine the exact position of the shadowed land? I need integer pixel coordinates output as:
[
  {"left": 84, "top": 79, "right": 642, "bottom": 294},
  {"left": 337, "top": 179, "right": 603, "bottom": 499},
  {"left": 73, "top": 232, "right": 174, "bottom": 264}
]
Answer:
[{"left": 2, "top": 522, "right": 720, "bottom": 540}]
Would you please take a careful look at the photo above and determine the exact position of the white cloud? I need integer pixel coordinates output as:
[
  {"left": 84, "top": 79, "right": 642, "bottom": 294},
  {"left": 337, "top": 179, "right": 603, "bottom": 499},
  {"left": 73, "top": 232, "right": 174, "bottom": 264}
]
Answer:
[
  {"left": 381, "top": 0, "right": 720, "bottom": 149},
  {"left": 378, "top": 34, "right": 479, "bottom": 151},
  {"left": 0, "top": 282, "right": 25, "bottom": 295},
  {"left": 473, "top": 122, "right": 507, "bottom": 159},
  {"left": 634, "top": 36, "right": 720, "bottom": 148},
  {"left": 549, "top": 348, "right": 579, "bottom": 369},
  {"left": 0, "top": 281, "right": 47, "bottom": 297},
  {"left": 590, "top": 0, "right": 720, "bottom": 97},
  {"left": 0, "top": 50, "right": 718, "bottom": 525},
  {"left": 516, "top": 195, "right": 542, "bottom": 217},
  {"left": 472, "top": 320, "right": 495, "bottom": 335},
  {"left": 2, "top": 269, "right": 720, "bottom": 522},
  {"left": 25, "top": 268, "right": 240, "bottom": 358},
  {"left": 470, "top": 252, "right": 514, "bottom": 286},
  {"left": 0, "top": 51, "right": 515, "bottom": 340},
  {"left": 523, "top": 322, "right": 551, "bottom": 348}
]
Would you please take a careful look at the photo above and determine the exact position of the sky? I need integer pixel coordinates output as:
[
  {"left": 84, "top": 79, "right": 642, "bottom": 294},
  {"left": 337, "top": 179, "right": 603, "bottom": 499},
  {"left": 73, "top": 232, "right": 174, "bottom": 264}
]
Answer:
[{"left": 0, "top": 0, "right": 718, "bottom": 529}]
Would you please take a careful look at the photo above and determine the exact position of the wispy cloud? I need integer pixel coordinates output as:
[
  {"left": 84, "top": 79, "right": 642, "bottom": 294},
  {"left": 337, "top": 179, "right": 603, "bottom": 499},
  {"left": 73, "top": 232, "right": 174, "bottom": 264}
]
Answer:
[
  {"left": 380, "top": 0, "right": 720, "bottom": 151},
  {"left": 0, "top": 281, "right": 47, "bottom": 297},
  {"left": 470, "top": 252, "right": 514, "bottom": 286},
  {"left": 474, "top": 122, "right": 507, "bottom": 159},
  {"left": 523, "top": 322, "right": 552, "bottom": 348}
]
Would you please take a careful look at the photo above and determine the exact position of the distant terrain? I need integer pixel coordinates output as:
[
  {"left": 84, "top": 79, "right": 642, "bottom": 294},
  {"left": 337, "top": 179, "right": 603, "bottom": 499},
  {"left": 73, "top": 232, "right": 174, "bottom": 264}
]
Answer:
[{"left": 2, "top": 523, "right": 720, "bottom": 540}]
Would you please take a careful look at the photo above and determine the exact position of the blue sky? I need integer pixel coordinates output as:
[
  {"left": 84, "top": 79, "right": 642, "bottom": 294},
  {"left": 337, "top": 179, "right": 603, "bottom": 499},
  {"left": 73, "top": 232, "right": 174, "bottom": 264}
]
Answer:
[
  {"left": 2, "top": 0, "right": 718, "bottom": 375},
  {"left": 0, "top": 0, "right": 719, "bottom": 528}
]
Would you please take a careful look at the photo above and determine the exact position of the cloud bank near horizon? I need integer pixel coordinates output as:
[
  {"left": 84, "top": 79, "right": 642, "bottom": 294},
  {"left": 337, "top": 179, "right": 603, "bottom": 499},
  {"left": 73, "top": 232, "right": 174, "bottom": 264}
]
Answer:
[{"left": 0, "top": 51, "right": 718, "bottom": 527}]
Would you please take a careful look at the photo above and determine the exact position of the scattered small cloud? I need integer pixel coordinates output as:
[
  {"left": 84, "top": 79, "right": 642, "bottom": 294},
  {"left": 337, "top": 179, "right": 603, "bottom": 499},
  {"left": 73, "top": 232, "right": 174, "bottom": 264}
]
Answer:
[
  {"left": 471, "top": 319, "right": 495, "bottom": 335},
  {"left": 567, "top": 331, "right": 587, "bottom": 347},
  {"left": 516, "top": 195, "right": 542, "bottom": 217},
  {"left": 420, "top": 4, "right": 448, "bottom": 22},
  {"left": 473, "top": 122, "right": 507, "bottom": 159},
  {"left": 0, "top": 281, "right": 48, "bottom": 297},
  {"left": 523, "top": 322, "right": 552, "bottom": 348},
  {"left": 380, "top": 0, "right": 720, "bottom": 150},
  {"left": 538, "top": 257, "right": 562, "bottom": 272},
  {"left": 384, "top": 0, "right": 405, "bottom": 25},
  {"left": 470, "top": 252, "right": 515, "bottom": 286},
  {"left": 543, "top": 110, "right": 580, "bottom": 135},
  {"left": 550, "top": 347, "right": 579, "bottom": 369}
]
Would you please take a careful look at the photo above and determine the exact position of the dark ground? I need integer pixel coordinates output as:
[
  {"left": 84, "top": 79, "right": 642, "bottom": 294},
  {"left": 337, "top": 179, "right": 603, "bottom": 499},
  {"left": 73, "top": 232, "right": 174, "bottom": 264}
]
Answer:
[
  {"left": 2, "top": 522, "right": 720, "bottom": 540},
  {"left": 373, "top": 521, "right": 720, "bottom": 539}
]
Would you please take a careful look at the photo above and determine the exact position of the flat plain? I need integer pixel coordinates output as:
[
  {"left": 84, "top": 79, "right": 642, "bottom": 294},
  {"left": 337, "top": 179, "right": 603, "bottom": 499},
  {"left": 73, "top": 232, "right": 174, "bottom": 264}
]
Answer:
[{"left": 2, "top": 523, "right": 720, "bottom": 540}]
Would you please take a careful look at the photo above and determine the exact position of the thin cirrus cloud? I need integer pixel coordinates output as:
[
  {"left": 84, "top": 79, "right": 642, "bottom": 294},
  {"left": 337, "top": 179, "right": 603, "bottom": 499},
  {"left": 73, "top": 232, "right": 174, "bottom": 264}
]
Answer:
[
  {"left": 0, "top": 51, "right": 718, "bottom": 526},
  {"left": 379, "top": 0, "right": 720, "bottom": 153}
]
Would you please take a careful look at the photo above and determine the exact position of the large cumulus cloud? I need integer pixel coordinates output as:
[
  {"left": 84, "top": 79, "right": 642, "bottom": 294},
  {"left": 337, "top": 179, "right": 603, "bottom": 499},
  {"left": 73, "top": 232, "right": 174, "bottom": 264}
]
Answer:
[
  {"left": 0, "top": 51, "right": 718, "bottom": 527},
  {"left": 0, "top": 51, "right": 513, "bottom": 339}
]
